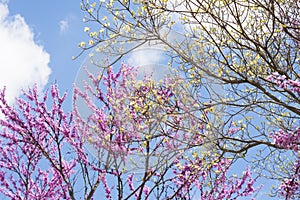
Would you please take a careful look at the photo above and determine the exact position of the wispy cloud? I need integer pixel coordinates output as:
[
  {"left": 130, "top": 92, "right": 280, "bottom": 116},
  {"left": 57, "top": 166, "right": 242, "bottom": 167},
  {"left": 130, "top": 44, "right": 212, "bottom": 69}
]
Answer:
[
  {"left": 0, "top": 3, "right": 51, "bottom": 104},
  {"left": 59, "top": 19, "right": 69, "bottom": 33}
]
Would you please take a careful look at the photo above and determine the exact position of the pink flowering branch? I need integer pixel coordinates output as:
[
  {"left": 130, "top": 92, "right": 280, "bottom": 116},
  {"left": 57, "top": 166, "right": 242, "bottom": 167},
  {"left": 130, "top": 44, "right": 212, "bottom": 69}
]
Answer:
[
  {"left": 170, "top": 157, "right": 260, "bottom": 199},
  {"left": 267, "top": 72, "right": 300, "bottom": 199},
  {"left": 0, "top": 85, "right": 107, "bottom": 200},
  {"left": 267, "top": 72, "right": 300, "bottom": 95},
  {"left": 271, "top": 128, "right": 300, "bottom": 152},
  {"left": 271, "top": 128, "right": 300, "bottom": 199},
  {"left": 0, "top": 85, "right": 77, "bottom": 199}
]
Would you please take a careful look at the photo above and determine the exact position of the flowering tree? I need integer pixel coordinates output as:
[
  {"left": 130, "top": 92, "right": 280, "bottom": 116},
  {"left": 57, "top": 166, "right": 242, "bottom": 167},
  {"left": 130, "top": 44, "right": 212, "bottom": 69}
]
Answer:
[
  {"left": 0, "top": 63, "right": 261, "bottom": 199},
  {"left": 77, "top": 0, "right": 300, "bottom": 199},
  {"left": 0, "top": 85, "right": 95, "bottom": 199},
  {"left": 72, "top": 63, "right": 261, "bottom": 199}
]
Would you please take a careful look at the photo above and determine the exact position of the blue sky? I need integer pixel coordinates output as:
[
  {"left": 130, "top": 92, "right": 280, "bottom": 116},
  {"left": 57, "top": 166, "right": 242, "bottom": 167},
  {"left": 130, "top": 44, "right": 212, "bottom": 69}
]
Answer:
[{"left": 0, "top": 0, "right": 88, "bottom": 104}]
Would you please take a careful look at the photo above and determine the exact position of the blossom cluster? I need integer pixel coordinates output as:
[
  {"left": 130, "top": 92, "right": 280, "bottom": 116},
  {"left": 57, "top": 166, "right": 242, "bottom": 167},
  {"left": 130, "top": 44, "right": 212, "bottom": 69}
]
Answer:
[
  {"left": 267, "top": 72, "right": 300, "bottom": 95},
  {"left": 172, "top": 157, "right": 259, "bottom": 199},
  {"left": 271, "top": 128, "right": 300, "bottom": 199},
  {"left": 278, "top": 157, "right": 300, "bottom": 200},
  {"left": 271, "top": 128, "right": 300, "bottom": 151}
]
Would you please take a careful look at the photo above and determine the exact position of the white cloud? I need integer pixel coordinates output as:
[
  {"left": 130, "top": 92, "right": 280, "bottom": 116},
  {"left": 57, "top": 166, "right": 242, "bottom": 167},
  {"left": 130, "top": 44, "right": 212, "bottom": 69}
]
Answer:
[
  {"left": 127, "top": 47, "right": 162, "bottom": 69},
  {"left": 0, "top": 3, "right": 51, "bottom": 104},
  {"left": 126, "top": 45, "right": 170, "bottom": 80},
  {"left": 59, "top": 19, "right": 69, "bottom": 33}
]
